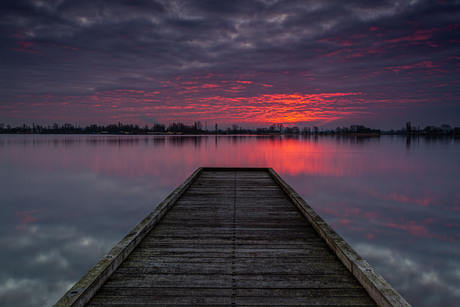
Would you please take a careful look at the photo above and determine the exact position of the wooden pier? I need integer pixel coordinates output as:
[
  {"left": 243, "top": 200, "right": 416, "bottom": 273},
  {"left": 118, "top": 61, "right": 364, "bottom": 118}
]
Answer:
[{"left": 56, "top": 167, "right": 410, "bottom": 306}]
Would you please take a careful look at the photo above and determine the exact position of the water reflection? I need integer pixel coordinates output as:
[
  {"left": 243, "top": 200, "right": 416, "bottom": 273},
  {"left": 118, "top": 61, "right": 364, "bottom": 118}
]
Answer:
[{"left": 0, "top": 135, "right": 459, "bottom": 306}]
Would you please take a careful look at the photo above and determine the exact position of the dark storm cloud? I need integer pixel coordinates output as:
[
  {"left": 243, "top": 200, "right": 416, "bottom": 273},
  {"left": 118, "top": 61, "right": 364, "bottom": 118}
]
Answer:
[{"left": 1, "top": 0, "right": 459, "bottom": 127}]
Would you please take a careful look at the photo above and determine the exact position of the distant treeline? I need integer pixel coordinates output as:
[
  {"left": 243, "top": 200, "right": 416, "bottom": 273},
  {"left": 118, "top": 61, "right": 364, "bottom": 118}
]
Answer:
[{"left": 0, "top": 121, "right": 459, "bottom": 136}]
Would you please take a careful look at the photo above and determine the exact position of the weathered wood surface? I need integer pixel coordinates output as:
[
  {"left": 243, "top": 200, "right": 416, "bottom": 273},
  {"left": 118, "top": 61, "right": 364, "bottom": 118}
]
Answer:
[{"left": 86, "top": 169, "right": 376, "bottom": 306}]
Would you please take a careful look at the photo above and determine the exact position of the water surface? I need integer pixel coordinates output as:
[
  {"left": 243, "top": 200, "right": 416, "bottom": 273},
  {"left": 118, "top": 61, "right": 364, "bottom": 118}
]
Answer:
[{"left": 0, "top": 135, "right": 459, "bottom": 306}]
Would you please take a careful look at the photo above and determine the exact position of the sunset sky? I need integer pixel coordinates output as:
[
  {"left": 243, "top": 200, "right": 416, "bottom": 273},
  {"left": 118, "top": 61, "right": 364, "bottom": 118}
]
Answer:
[{"left": 1, "top": 0, "right": 459, "bottom": 129}]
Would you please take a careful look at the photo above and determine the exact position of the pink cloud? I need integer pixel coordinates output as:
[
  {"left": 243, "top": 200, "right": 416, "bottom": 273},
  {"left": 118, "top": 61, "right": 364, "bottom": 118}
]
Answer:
[
  {"left": 201, "top": 83, "right": 220, "bottom": 89},
  {"left": 387, "top": 61, "right": 438, "bottom": 73},
  {"left": 388, "top": 29, "right": 437, "bottom": 44},
  {"left": 318, "top": 36, "right": 354, "bottom": 47},
  {"left": 236, "top": 81, "right": 253, "bottom": 84},
  {"left": 322, "top": 50, "right": 342, "bottom": 58},
  {"left": 51, "top": 43, "right": 80, "bottom": 51}
]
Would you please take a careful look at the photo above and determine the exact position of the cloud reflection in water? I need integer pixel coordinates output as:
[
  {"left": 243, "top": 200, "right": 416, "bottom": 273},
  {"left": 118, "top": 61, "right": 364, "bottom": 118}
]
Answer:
[{"left": 0, "top": 135, "right": 459, "bottom": 306}]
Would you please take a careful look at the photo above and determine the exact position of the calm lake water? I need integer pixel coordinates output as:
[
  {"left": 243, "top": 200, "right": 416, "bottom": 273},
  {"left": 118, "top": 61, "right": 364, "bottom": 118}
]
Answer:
[{"left": 1, "top": 134, "right": 459, "bottom": 306}]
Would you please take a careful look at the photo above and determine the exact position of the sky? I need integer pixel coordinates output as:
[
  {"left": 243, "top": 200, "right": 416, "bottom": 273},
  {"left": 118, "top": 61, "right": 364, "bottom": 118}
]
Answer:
[{"left": 1, "top": 0, "right": 459, "bottom": 130}]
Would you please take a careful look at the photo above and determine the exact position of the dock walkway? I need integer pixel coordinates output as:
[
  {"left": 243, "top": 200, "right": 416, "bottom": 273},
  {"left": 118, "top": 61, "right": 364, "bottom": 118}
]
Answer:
[{"left": 56, "top": 168, "right": 410, "bottom": 306}]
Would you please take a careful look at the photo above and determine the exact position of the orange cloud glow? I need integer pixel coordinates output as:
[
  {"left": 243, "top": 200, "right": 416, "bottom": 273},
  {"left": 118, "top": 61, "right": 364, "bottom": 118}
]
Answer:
[
  {"left": 146, "top": 91, "right": 364, "bottom": 126},
  {"left": 6, "top": 75, "right": 366, "bottom": 127}
]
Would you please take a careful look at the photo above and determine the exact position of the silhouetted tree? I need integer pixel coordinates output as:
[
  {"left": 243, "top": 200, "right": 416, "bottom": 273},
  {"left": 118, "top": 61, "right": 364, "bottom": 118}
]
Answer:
[{"left": 406, "top": 122, "right": 412, "bottom": 135}]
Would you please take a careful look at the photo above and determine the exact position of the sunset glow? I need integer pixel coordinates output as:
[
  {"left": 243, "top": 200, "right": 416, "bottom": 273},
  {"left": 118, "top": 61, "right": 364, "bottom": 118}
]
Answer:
[{"left": 1, "top": 1, "right": 459, "bottom": 129}]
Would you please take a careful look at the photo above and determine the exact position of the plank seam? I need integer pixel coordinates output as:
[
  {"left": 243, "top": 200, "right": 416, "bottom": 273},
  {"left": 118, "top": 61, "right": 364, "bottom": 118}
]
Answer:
[{"left": 231, "top": 170, "right": 237, "bottom": 306}]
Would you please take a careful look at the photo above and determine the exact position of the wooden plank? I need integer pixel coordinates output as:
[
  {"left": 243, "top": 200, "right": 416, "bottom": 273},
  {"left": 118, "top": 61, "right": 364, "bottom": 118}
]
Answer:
[
  {"left": 119, "top": 256, "right": 339, "bottom": 264},
  {"left": 88, "top": 288, "right": 375, "bottom": 306},
  {"left": 116, "top": 260, "right": 349, "bottom": 275},
  {"left": 122, "top": 256, "right": 345, "bottom": 265},
  {"left": 162, "top": 210, "right": 304, "bottom": 217},
  {"left": 92, "top": 287, "right": 374, "bottom": 299},
  {"left": 99, "top": 273, "right": 364, "bottom": 289},
  {"left": 146, "top": 228, "right": 323, "bottom": 237},
  {"left": 127, "top": 249, "right": 340, "bottom": 259},
  {"left": 137, "top": 238, "right": 322, "bottom": 245}
]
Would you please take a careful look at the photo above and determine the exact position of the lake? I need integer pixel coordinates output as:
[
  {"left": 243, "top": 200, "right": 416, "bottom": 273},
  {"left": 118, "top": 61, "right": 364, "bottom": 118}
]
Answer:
[{"left": 1, "top": 134, "right": 459, "bottom": 306}]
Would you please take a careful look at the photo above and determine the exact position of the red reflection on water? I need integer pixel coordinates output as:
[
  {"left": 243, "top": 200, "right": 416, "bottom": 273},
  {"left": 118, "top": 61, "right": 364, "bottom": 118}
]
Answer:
[
  {"left": 383, "top": 221, "right": 431, "bottom": 237},
  {"left": 366, "top": 233, "right": 375, "bottom": 240},
  {"left": 3, "top": 135, "right": 455, "bottom": 243},
  {"left": 317, "top": 202, "right": 382, "bottom": 220},
  {"left": 15, "top": 209, "right": 44, "bottom": 229},
  {"left": 16, "top": 210, "right": 40, "bottom": 223},
  {"left": 2, "top": 135, "right": 430, "bottom": 183},
  {"left": 454, "top": 194, "right": 460, "bottom": 205},
  {"left": 357, "top": 185, "right": 441, "bottom": 208}
]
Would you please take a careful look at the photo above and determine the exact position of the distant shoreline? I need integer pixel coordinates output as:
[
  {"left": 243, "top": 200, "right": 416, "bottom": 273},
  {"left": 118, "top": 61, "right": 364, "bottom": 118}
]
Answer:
[
  {"left": 1, "top": 122, "right": 459, "bottom": 136},
  {"left": 2, "top": 132, "right": 459, "bottom": 138}
]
